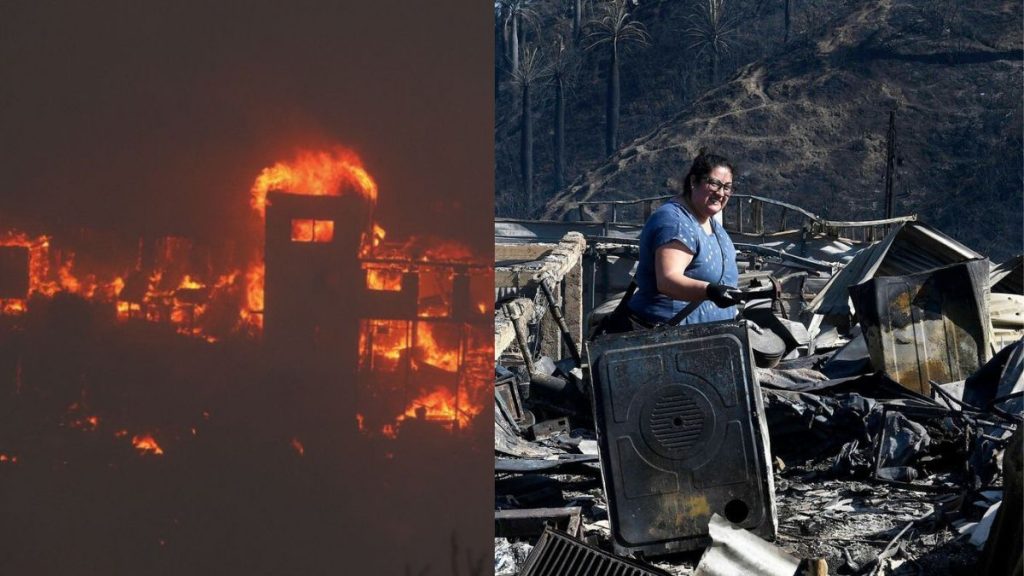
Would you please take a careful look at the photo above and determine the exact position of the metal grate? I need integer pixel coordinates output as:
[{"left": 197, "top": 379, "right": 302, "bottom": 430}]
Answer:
[
  {"left": 649, "top": 389, "right": 704, "bottom": 454},
  {"left": 520, "top": 528, "right": 665, "bottom": 576}
]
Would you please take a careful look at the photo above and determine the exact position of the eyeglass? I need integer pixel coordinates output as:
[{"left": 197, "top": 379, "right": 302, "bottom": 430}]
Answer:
[{"left": 703, "top": 177, "right": 734, "bottom": 196}]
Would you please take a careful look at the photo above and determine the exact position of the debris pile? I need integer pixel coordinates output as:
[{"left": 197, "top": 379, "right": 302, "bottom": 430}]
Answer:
[{"left": 495, "top": 201, "right": 1022, "bottom": 576}]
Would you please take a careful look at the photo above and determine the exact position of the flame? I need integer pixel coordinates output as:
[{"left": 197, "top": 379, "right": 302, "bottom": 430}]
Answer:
[
  {"left": 178, "top": 275, "right": 205, "bottom": 290},
  {"left": 0, "top": 231, "right": 50, "bottom": 297},
  {"left": 360, "top": 319, "right": 410, "bottom": 371},
  {"left": 244, "top": 149, "right": 381, "bottom": 332},
  {"left": 415, "top": 322, "right": 460, "bottom": 372},
  {"left": 107, "top": 276, "right": 125, "bottom": 299},
  {"left": 360, "top": 223, "right": 388, "bottom": 257},
  {"left": 291, "top": 219, "right": 315, "bottom": 242},
  {"left": 366, "top": 268, "right": 403, "bottom": 291},
  {"left": 290, "top": 437, "right": 305, "bottom": 456},
  {"left": 250, "top": 149, "right": 378, "bottom": 219},
  {"left": 398, "top": 387, "right": 481, "bottom": 429},
  {"left": 240, "top": 263, "right": 265, "bottom": 331},
  {"left": 69, "top": 415, "right": 100, "bottom": 431},
  {"left": 1, "top": 300, "right": 26, "bottom": 314},
  {"left": 131, "top": 434, "right": 164, "bottom": 456}
]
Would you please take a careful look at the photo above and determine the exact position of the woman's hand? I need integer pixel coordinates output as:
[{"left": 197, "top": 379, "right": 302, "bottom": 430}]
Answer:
[{"left": 705, "top": 283, "right": 742, "bottom": 308}]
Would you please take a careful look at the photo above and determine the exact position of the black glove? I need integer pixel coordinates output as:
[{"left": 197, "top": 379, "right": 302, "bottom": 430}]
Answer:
[{"left": 705, "top": 283, "right": 742, "bottom": 308}]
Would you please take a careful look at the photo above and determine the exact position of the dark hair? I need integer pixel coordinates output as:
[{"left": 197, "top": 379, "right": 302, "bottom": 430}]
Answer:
[{"left": 682, "top": 148, "right": 734, "bottom": 198}]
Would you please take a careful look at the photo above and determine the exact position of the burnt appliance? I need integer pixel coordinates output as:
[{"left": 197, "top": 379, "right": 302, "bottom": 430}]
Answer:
[{"left": 587, "top": 321, "right": 777, "bottom": 556}]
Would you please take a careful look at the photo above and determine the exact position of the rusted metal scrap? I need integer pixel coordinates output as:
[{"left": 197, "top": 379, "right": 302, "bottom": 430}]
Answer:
[{"left": 849, "top": 259, "right": 991, "bottom": 395}]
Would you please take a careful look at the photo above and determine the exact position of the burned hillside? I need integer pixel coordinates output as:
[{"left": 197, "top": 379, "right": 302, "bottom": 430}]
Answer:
[{"left": 495, "top": 0, "right": 1023, "bottom": 262}]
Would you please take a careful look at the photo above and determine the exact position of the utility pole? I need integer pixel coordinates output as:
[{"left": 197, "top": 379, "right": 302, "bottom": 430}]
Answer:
[{"left": 884, "top": 109, "right": 897, "bottom": 219}]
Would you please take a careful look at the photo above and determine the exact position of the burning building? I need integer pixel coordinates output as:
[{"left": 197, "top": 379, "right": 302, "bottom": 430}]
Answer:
[{"left": 0, "top": 148, "right": 492, "bottom": 448}]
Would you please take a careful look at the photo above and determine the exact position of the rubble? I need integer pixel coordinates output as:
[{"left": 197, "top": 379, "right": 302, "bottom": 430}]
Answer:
[{"left": 495, "top": 203, "right": 1022, "bottom": 575}]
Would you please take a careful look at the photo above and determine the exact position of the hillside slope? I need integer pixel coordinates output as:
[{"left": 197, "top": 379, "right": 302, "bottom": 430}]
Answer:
[{"left": 504, "top": 0, "right": 1023, "bottom": 260}]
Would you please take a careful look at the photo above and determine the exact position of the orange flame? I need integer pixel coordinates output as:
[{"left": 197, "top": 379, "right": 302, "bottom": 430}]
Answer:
[
  {"left": 250, "top": 149, "right": 378, "bottom": 219},
  {"left": 240, "top": 263, "right": 265, "bottom": 331},
  {"left": 290, "top": 437, "right": 305, "bottom": 456},
  {"left": 366, "top": 268, "right": 403, "bottom": 291},
  {"left": 69, "top": 415, "right": 100, "bottom": 431},
  {"left": 399, "top": 387, "right": 481, "bottom": 429},
  {"left": 132, "top": 434, "right": 164, "bottom": 456},
  {"left": 0, "top": 231, "right": 50, "bottom": 297},
  {"left": 178, "top": 275, "right": 205, "bottom": 290},
  {"left": 244, "top": 149, "right": 381, "bottom": 333},
  {"left": 415, "top": 323, "right": 460, "bottom": 372}
]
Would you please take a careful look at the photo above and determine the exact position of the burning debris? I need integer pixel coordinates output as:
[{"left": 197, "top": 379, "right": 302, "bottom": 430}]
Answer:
[
  {"left": 495, "top": 198, "right": 1022, "bottom": 575},
  {"left": 1, "top": 144, "right": 492, "bottom": 574}
]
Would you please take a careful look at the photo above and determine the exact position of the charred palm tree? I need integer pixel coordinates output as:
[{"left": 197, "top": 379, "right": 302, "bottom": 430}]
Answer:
[
  {"left": 512, "top": 46, "right": 545, "bottom": 217},
  {"left": 549, "top": 31, "right": 581, "bottom": 192},
  {"left": 500, "top": 0, "right": 539, "bottom": 75},
  {"left": 586, "top": 0, "right": 650, "bottom": 157},
  {"left": 684, "top": 0, "right": 738, "bottom": 85}
]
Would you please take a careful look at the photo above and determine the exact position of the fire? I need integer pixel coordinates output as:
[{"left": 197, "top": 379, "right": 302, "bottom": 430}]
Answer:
[
  {"left": 178, "top": 275, "right": 205, "bottom": 290},
  {"left": 365, "top": 267, "right": 403, "bottom": 291},
  {"left": 290, "top": 437, "right": 305, "bottom": 456},
  {"left": 1, "top": 300, "right": 26, "bottom": 314},
  {"left": 0, "top": 231, "right": 51, "bottom": 296},
  {"left": 422, "top": 239, "right": 476, "bottom": 262},
  {"left": 398, "top": 386, "right": 481, "bottom": 429},
  {"left": 244, "top": 148, "right": 381, "bottom": 333},
  {"left": 250, "top": 149, "right": 378, "bottom": 219},
  {"left": 68, "top": 415, "right": 100, "bottom": 431},
  {"left": 131, "top": 434, "right": 164, "bottom": 456},
  {"left": 415, "top": 323, "right": 460, "bottom": 372},
  {"left": 240, "top": 263, "right": 265, "bottom": 331}
]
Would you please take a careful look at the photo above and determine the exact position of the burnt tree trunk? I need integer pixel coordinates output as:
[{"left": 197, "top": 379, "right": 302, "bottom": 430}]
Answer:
[
  {"left": 784, "top": 0, "right": 791, "bottom": 43},
  {"left": 574, "top": 0, "right": 582, "bottom": 39},
  {"left": 605, "top": 46, "right": 620, "bottom": 157},
  {"left": 554, "top": 74, "right": 566, "bottom": 192},
  {"left": 521, "top": 82, "right": 534, "bottom": 216},
  {"left": 510, "top": 15, "right": 520, "bottom": 72}
]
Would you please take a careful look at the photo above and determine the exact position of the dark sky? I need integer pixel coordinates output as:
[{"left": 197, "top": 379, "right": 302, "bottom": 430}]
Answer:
[{"left": 0, "top": 0, "right": 494, "bottom": 250}]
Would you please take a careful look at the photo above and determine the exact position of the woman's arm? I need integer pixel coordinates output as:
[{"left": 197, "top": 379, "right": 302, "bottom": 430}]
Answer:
[{"left": 654, "top": 241, "right": 710, "bottom": 302}]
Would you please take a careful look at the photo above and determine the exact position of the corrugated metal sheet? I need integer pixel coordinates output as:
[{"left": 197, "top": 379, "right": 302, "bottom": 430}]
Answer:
[{"left": 807, "top": 222, "right": 984, "bottom": 319}]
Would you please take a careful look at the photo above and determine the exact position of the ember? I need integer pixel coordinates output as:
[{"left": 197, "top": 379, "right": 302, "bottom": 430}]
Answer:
[{"left": 131, "top": 434, "right": 164, "bottom": 456}]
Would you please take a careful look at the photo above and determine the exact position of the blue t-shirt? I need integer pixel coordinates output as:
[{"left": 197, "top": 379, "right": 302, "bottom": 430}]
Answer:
[{"left": 628, "top": 200, "right": 738, "bottom": 325}]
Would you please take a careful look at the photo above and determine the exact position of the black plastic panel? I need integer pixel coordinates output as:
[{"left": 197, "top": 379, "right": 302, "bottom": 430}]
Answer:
[{"left": 588, "top": 321, "right": 777, "bottom": 556}]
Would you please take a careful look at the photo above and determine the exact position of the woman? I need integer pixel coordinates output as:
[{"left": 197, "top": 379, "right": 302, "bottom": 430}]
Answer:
[{"left": 627, "top": 149, "right": 741, "bottom": 326}]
